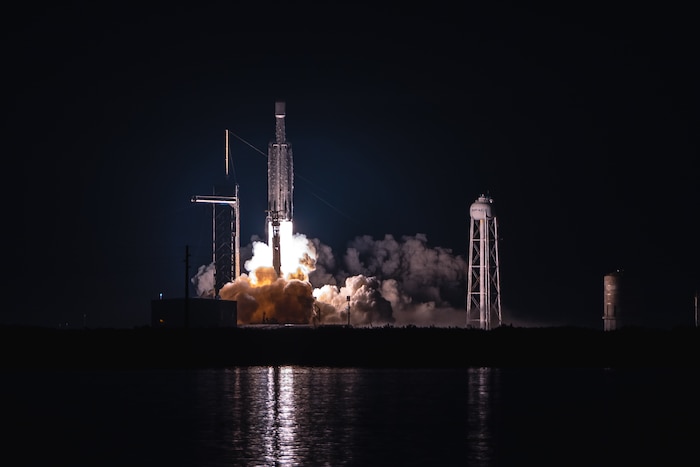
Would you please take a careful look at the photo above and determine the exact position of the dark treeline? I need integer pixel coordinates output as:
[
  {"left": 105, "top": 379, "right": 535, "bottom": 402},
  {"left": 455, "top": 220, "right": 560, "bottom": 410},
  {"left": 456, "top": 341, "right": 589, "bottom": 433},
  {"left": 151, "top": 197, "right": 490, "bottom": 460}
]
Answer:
[{"left": 1, "top": 325, "right": 698, "bottom": 369}]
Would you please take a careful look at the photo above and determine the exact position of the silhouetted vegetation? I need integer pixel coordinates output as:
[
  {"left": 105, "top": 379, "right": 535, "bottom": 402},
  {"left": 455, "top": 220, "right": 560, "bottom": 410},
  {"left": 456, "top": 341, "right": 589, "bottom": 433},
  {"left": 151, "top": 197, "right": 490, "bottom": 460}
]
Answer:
[{"left": 1, "top": 325, "right": 698, "bottom": 369}]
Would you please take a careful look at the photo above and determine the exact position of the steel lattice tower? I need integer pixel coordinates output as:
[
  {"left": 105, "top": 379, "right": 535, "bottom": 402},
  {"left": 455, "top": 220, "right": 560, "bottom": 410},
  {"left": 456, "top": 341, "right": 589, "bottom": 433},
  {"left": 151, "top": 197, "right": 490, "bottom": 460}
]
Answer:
[
  {"left": 466, "top": 194, "right": 502, "bottom": 329},
  {"left": 192, "top": 130, "right": 241, "bottom": 296}
]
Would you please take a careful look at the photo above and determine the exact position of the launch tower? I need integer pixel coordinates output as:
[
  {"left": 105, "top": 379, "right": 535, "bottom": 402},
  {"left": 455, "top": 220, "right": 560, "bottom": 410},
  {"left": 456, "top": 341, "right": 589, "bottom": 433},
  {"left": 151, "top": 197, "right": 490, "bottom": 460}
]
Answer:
[
  {"left": 266, "top": 101, "right": 294, "bottom": 278},
  {"left": 466, "top": 195, "right": 502, "bottom": 329},
  {"left": 191, "top": 130, "right": 241, "bottom": 296}
]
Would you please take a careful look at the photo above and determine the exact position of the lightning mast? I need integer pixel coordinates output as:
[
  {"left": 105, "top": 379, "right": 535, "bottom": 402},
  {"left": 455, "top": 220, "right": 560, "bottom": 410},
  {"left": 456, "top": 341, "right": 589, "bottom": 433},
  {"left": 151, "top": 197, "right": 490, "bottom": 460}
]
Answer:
[
  {"left": 466, "top": 194, "right": 502, "bottom": 329},
  {"left": 695, "top": 289, "right": 698, "bottom": 328},
  {"left": 266, "top": 101, "right": 293, "bottom": 277},
  {"left": 191, "top": 130, "right": 241, "bottom": 296}
]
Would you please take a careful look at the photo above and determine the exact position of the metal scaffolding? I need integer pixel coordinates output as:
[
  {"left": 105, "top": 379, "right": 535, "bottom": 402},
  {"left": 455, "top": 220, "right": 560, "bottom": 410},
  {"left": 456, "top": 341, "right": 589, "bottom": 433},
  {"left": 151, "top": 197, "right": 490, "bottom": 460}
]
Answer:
[
  {"left": 466, "top": 195, "right": 502, "bottom": 330},
  {"left": 191, "top": 130, "right": 241, "bottom": 296}
]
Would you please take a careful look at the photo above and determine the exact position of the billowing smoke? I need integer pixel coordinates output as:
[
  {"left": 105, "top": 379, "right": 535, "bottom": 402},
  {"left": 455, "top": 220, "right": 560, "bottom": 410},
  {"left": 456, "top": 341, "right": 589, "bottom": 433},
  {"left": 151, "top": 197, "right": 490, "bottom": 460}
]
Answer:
[
  {"left": 218, "top": 270, "right": 315, "bottom": 324},
  {"left": 312, "top": 274, "right": 394, "bottom": 326},
  {"left": 310, "top": 233, "right": 468, "bottom": 326},
  {"left": 191, "top": 262, "right": 216, "bottom": 298},
  {"left": 190, "top": 231, "right": 468, "bottom": 327}
]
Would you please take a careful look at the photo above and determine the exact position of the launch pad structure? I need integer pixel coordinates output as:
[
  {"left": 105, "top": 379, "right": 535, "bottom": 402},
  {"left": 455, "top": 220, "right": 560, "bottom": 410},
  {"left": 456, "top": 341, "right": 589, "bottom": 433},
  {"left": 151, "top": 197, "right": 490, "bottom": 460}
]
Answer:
[
  {"left": 191, "top": 130, "right": 241, "bottom": 296},
  {"left": 466, "top": 194, "right": 502, "bottom": 330},
  {"left": 190, "top": 101, "right": 292, "bottom": 293}
]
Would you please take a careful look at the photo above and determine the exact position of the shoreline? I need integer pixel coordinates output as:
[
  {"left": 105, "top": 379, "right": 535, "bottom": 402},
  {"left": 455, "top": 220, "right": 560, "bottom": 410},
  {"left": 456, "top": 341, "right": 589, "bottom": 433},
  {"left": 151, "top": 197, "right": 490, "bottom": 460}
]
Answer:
[{"left": 2, "top": 325, "right": 698, "bottom": 369}]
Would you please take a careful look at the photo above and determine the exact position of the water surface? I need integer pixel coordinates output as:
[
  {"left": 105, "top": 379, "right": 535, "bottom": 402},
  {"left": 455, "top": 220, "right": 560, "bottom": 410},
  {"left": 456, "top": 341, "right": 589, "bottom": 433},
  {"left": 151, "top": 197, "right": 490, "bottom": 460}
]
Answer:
[{"left": 2, "top": 367, "right": 697, "bottom": 466}]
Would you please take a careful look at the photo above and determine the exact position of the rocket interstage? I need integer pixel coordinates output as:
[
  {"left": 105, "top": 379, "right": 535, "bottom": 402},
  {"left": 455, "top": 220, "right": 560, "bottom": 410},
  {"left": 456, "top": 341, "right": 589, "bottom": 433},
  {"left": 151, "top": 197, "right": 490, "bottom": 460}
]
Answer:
[{"left": 267, "top": 101, "right": 294, "bottom": 277}]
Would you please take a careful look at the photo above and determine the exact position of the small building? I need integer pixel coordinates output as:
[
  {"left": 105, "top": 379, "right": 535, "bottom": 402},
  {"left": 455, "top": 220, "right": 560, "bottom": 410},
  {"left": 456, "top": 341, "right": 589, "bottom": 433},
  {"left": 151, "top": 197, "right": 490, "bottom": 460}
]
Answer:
[{"left": 151, "top": 298, "right": 237, "bottom": 328}]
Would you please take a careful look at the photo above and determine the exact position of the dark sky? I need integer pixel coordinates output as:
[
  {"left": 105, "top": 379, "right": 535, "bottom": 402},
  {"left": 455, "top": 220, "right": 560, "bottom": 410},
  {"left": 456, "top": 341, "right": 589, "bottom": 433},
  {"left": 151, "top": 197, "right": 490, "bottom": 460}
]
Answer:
[{"left": 8, "top": 2, "right": 698, "bottom": 329}]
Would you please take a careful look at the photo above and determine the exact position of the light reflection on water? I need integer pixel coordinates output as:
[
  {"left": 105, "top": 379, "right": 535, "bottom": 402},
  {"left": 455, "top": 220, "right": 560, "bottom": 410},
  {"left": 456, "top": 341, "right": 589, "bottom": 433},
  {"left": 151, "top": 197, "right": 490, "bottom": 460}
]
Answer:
[
  {"left": 190, "top": 367, "right": 495, "bottom": 466},
  {"left": 467, "top": 367, "right": 498, "bottom": 464},
  {"left": 205, "top": 367, "right": 365, "bottom": 465},
  {"left": 263, "top": 366, "right": 296, "bottom": 464}
]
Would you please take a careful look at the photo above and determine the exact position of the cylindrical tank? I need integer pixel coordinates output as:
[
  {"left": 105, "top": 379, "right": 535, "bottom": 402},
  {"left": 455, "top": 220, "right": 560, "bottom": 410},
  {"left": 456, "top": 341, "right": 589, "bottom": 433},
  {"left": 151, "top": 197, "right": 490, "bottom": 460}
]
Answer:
[
  {"left": 603, "top": 271, "right": 623, "bottom": 331},
  {"left": 470, "top": 195, "right": 494, "bottom": 220}
]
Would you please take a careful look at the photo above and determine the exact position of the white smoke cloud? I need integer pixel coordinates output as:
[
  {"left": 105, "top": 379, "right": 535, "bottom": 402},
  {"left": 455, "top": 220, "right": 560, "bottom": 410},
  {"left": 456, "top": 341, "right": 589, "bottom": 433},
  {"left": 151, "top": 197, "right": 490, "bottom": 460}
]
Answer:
[
  {"left": 312, "top": 274, "right": 394, "bottom": 326},
  {"left": 312, "top": 233, "right": 468, "bottom": 327},
  {"left": 306, "top": 237, "right": 337, "bottom": 286},
  {"left": 191, "top": 262, "right": 216, "bottom": 298},
  {"left": 320, "top": 233, "right": 467, "bottom": 308},
  {"left": 191, "top": 230, "right": 469, "bottom": 327},
  {"left": 243, "top": 240, "right": 273, "bottom": 282}
]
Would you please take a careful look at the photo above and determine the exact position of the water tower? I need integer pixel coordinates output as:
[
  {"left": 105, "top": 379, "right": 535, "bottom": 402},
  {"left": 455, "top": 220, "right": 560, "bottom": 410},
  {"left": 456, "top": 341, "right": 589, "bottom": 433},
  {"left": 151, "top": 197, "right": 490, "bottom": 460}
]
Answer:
[{"left": 466, "top": 194, "right": 502, "bottom": 329}]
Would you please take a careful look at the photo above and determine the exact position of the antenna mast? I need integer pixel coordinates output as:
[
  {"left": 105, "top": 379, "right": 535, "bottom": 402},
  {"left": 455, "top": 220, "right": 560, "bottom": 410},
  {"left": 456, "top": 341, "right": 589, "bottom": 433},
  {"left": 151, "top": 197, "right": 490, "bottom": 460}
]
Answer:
[
  {"left": 695, "top": 289, "right": 698, "bottom": 328},
  {"left": 225, "top": 129, "right": 230, "bottom": 180}
]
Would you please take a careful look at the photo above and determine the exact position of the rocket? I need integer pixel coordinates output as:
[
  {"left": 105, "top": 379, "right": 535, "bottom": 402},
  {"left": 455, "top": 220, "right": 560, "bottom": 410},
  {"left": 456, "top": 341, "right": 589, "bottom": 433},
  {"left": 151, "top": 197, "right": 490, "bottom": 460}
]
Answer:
[
  {"left": 267, "top": 101, "right": 293, "bottom": 222},
  {"left": 266, "top": 101, "right": 293, "bottom": 277}
]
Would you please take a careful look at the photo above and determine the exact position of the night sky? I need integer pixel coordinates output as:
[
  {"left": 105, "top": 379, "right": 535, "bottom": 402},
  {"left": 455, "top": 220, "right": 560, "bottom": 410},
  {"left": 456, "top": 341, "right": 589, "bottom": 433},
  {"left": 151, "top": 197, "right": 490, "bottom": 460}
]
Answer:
[{"left": 9, "top": 2, "right": 698, "bottom": 329}]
